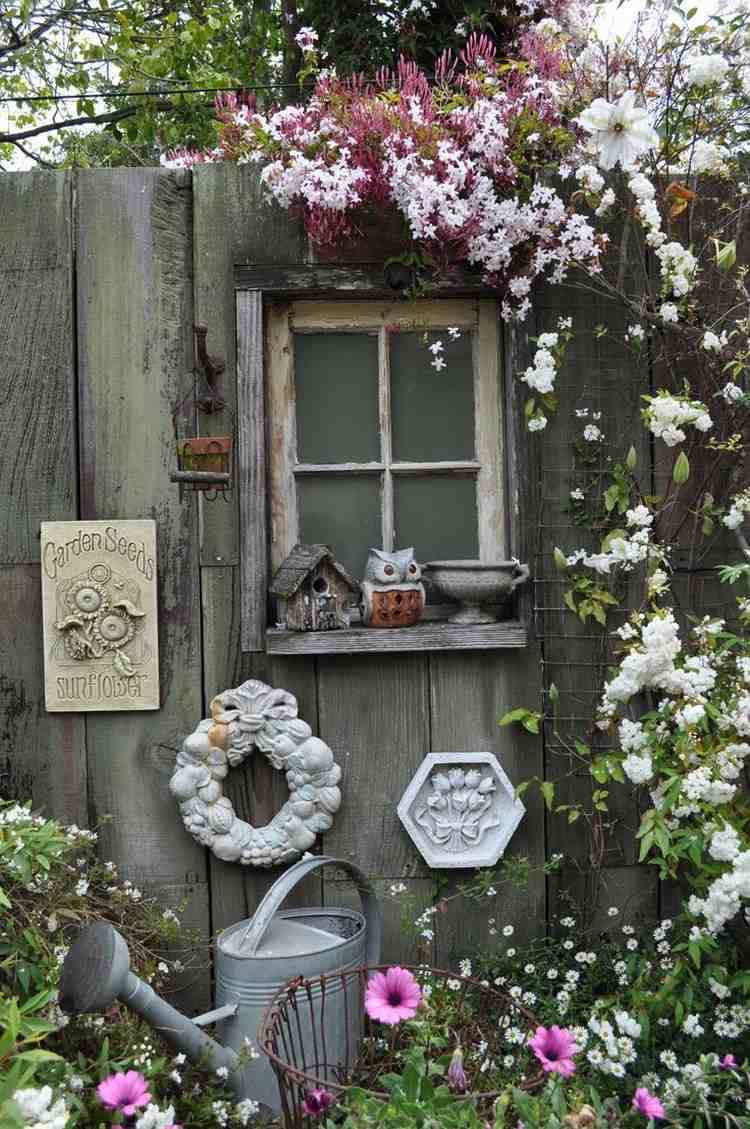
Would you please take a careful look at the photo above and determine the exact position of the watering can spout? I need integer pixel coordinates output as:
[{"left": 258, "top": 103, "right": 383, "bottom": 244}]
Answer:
[{"left": 60, "top": 922, "right": 239, "bottom": 1078}]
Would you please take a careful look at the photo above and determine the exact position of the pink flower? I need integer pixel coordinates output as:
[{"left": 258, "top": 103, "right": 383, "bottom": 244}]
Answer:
[
  {"left": 302, "top": 1089, "right": 334, "bottom": 1117},
  {"left": 632, "top": 1088, "right": 665, "bottom": 1120},
  {"left": 96, "top": 1071, "right": 151, "bottom": 1116},
  {"left": 365, "top": 966, "right": 422, "bottom": 1025},
  {"left": 528, "top": 1025, "right": 579, "bottom": 1077},
  {"left": 719, "top": 1054, "right": 737, "bottom": 1070}
]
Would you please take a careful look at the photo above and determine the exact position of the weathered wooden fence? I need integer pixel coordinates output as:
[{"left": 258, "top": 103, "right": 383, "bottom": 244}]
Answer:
[{"left": 2, "top": 166, "right": 730, "bottom": 1011}]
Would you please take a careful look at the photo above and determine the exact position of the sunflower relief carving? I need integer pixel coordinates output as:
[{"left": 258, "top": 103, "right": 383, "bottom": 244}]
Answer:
[{"left": 55, "top": 567, "right": 146, "bottom": 677}]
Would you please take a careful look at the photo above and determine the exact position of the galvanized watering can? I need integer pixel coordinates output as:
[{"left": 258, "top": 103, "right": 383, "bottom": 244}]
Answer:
[{"left": 59, "top": 856, "right": 381, "bottom": 1113}]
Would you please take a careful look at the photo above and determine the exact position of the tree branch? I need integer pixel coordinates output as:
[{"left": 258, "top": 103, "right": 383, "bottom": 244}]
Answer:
[
  {"left": 0, "top": 99, "right": 172, "bottom": 142},
  {"left": 10, "top": 137, "right": 56, "bottom": 166}
]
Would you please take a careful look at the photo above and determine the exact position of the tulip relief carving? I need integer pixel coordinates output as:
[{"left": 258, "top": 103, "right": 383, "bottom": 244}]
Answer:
[{"left": 415, "top": 768, "right": 500, "bottom": 853}]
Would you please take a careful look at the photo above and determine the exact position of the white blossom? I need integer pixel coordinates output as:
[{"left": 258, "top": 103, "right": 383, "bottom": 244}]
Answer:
[{"left": 576, "top": 91, "right": 658, "bottom": 170}]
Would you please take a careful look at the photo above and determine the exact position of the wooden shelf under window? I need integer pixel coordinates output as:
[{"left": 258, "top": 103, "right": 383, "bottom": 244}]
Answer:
[{"left": 265, "top": 618, "right": 527, "bottom": 655}]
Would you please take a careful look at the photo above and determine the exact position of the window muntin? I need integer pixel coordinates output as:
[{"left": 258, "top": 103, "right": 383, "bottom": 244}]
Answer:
[{"left": 266, "top": 299, "right": 506, "bottom": 582}]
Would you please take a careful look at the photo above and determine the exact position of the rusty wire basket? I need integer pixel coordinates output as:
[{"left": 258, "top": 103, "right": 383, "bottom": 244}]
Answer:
[{"left": 258, "top": 965, "right": 541, "bottom": 1126}]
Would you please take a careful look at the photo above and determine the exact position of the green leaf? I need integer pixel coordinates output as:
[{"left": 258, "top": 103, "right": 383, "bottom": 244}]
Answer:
[
  {"left": 712, "top": 237, "right": 737, "bottom": 270},
  {"left": 673, "top": 451, "right": 690, "bottom": 485},
  {"left": 626, "top": 445, "right": 637, "bottom": 470},
  {"left": 500, "top": 708, "right": 530, "bottom": 726},
  {"left": 553, "top": 546, "right": 568, "bottom": 571},
  {"left": 540, "top": 780, "right": 555, "bottom": 810}
]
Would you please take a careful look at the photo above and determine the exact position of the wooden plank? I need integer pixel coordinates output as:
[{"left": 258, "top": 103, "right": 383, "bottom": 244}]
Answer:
[
  {"left": 0, "top": 565, "right": 88, "bottom": 825},
  {"left": 476, "top": 300, "right": 506, "bottom": 560},
  {"left": 235, "top": 264, "right": 493, "bottom": 297},
  {"left": 325, "top": 877, "right": 434, "bottom": 966},
  {"left": 192, "top": 164, "right": 307, "bottom": 569},
  {"left": 289, "top": 299, "right": 479, "bottom": 330},
  {"left": 317, "top": 654, "right": 431, "bottom": 878},
  {"left": 548, "top": 864, "right": 658, "bottom": 931},
  {"left": 200, "top": 565, "right": 323, "bottom": 933},
  {"left": 429, "top": 644, "right": 546, "bottom": 966},
  {"left": 0, "top": 171, "right": 87, "bottom": 828},
  {"left": 76, "top": 168, "right": 211, "bottom": 1010},
  {"left": 530, "top": 269, "right": 656, "bottom": 915},
  {"left": 237, "top": 290, "right": 267, "bottom": 652},
  {"left": 0, "top": 172, "right": 76, "bottom": 564},
  {"left": 0, "top": 169, "right": 72, "bottom": 270},
  {"left": 266, "top": 620, "right": 527, "bottom": 654}
]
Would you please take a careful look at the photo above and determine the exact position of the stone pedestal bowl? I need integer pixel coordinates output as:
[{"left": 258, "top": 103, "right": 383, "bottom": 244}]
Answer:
[{"left": 424, "top": 560, "right": 530, "bottom": 625}]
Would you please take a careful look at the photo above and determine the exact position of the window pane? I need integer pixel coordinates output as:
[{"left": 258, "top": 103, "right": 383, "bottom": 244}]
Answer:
[
  {"left": 297, "top": 474, "right": 381, "bottom": 580},
  {"left": 390, "top": 331, "right": 475, "bottom": 461},
  {"left": 394, "top": 475, "right": 478, "bottom": 563},
  {"left": 294, "top": 332, "right": 380, "bottom": 464}
]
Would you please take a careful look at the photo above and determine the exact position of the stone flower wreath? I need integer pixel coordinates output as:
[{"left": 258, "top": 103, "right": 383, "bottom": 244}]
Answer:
[{"left": 169, "top": 679, "right": 342, "bottom": 867}]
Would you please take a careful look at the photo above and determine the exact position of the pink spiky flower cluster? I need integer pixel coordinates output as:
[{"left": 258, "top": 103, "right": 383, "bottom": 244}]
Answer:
[{"left": 166, "top": 34, "right": 603, "bottom": 320}]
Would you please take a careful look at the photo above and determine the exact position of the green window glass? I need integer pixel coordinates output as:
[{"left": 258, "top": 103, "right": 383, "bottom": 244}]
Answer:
[
  {"left": 294, "top": 332, "right": 380, "bottom": 464},
  {"left": 298, "top": 474, "right": 381, "bottom": 580},
  {"left": 390, "top": 331, "right": 475, "bottom": 462},
  {"left": 394, "top": 475, "right": 478, "bottom": 562}
]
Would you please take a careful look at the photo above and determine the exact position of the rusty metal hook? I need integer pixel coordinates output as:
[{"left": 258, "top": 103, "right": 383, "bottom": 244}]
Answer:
[{"left": 194, "top": 325, "right": 226, "bottom": 414}]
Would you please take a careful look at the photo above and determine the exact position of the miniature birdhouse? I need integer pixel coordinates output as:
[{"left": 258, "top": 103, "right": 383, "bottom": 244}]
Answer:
[{"left": 270, "top": 545, "right": 360, "bottom": 632}]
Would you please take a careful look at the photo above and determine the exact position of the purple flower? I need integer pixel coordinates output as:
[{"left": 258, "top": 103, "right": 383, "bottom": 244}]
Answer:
[
  {"left": 528, "top": 1025, "right": 579, "bottom": 1077},
  {"left": 365, "top": 966, "right": 422, "bottom": 1025},
  {"left": 632, "top": 1087, "right": 665, "bottom": 1120},
  {"left": 447, "top": 1047, "right": 468, "bottom": 1094},
  {"left": 719, "top": 1053, "right": 737, "bottom": 1070},
  {"left": 302, "top": 1089, "right": 334, "bottom": 1118},
  {"left": 96, "top": 1071, "right": 151, "bottom": 1116}
]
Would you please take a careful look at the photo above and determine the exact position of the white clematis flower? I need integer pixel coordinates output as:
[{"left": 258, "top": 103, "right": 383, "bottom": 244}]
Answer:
[{"left": 576, "top": 91, "right": 659, "bottom": 171}]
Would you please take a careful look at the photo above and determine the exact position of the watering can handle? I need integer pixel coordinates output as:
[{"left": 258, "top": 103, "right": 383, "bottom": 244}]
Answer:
[{"left": 237, "top": 855, "right": 382, "bottom": 967}]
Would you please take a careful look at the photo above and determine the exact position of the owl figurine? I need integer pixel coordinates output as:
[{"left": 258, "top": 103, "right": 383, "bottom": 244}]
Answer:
[{"left": 360, "top": 548, "right": 425, "bottom": 628}]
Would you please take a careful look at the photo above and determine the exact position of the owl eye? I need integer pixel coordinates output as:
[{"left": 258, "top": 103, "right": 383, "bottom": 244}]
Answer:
[
  {"left": 384, "top": 564, "right": 395, "bottom": 576},
  {"left": 408, "top": 563, "right": 417, "bottom": 574}
]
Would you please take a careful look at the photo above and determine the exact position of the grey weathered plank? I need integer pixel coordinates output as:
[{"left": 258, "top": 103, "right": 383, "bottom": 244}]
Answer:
[
  {"left": 200, "top": 564, "right": 322, "bottom": 933},
  {"left": 0, "top": 565, "right": 88, "bottom": 825},
  {"left": 234, "top": 264, "right": 493, "bottom": 297},
  {"left": 266, "top": 620, "right": 527, "bottom": 654},
  {"left": 530, "top": 269, "right": 656, "bottom": 919},
  {"left": 547, "top": 864, "right": 658, "bottom": 931},
  {"left": 429, "top": 646, "right": 546, "bottom": 965},
  {"left": 76, "top": 168, "right": 211, "bottom": 1009},
  {"left": 317, "top": 654, "right": 431, "bottom": 878},
  {"left": 236, "top": 290, "right": 267, "bottom": 652},
  {"left": 0, "top": 172, "right": 76, "bottom": 564},
  {"left": 324, "top": 876, "right": 434, "bottom": 966},
  {"left": 0, "top": 171, "right": 87, "bottom": 827},
  {"left": 192, "top": 164, "right": 307, "bottom": 568}
]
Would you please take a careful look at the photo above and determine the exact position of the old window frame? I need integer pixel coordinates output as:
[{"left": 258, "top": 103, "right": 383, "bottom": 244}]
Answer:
[
  {"left": 235, "top": 267, "right": 527, "bottom": 656},
  {"left": 266, "top": 298, "right": 506, "bottom": 576}
]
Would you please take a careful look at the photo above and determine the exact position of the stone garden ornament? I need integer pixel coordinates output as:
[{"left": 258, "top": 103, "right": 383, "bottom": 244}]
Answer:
[
  {"left": 170, "top": 679, "right": 341, "bottom": 866},
  {"left": 397, "top": 752, "right": 525, "bottom": 869}
]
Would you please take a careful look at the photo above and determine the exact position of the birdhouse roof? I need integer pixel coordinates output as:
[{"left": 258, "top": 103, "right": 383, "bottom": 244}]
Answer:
[{"left": 270, "top": 544, "right": 360, "bottom": 598}]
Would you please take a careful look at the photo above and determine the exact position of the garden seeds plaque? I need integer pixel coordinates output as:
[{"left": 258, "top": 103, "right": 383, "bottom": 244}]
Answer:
[{"left": 41, "top": 521, "right": 159, "bottom": 712}]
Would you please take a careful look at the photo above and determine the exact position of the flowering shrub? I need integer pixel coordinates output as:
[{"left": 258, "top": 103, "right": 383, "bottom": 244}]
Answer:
[
  {"left": 167, "top": 34, "right": 605, "bottom": 322},
  {"left": 0, "top": 801, "right": 265, "bottom": 1129}
]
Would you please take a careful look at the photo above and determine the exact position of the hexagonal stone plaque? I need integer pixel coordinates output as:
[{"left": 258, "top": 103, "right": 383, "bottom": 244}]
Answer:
[{"left": 397, "top": 753, "right": 525, "bottom": 869}]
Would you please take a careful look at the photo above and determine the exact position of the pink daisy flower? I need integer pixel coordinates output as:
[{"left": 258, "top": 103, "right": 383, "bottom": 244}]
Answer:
[
  {"left": 719, "top": 1054, "right": 737, "bottom": 1070},
  {"left": 528, "top": 1025, "right": 579, "bottom": 1077},
  {"left": 632, "top": 1087, "right": 665, "bottom": 1120},
  {"left": 96, "top": 1071, "right": 151, "bottom": 1116},
  {"left": 365, "top": 966, "right": 422, "bottom": 1025}
]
